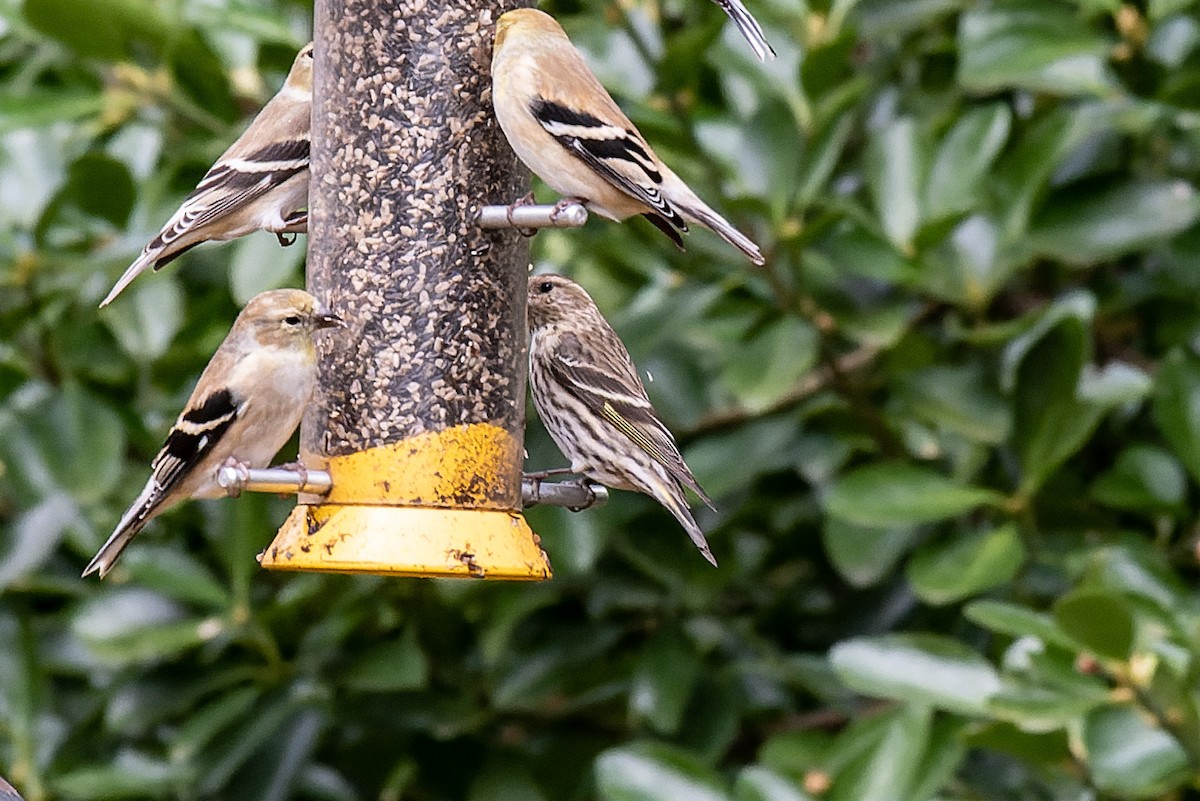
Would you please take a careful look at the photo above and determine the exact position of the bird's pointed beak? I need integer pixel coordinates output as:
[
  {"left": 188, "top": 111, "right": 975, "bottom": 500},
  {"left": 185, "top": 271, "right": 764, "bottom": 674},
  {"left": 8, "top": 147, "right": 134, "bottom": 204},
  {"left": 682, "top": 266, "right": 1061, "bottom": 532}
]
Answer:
[{"left": 315, "top": 309, "right": 344, "bottom": 330}]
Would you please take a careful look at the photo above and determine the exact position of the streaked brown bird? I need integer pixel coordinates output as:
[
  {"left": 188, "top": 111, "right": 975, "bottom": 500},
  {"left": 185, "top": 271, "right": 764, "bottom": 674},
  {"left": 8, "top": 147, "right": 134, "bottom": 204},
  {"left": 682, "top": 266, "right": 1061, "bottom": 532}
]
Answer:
[
  {"left": 491, "top": 9, "right": 764, "bottom": 266},
  {"left": 83, "top": 289, "right": 342, "bottom": 579},
  {"left": 526, "top": 274, "right": 718, "bottom": 566},
  {"left": 101, "top": 42, "right": 314, "bottom": 307}
]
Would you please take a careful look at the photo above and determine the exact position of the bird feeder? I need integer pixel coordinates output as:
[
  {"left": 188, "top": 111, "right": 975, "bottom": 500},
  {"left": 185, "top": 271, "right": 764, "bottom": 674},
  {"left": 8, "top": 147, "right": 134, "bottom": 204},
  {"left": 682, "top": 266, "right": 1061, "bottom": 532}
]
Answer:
[{"left": 249, "top": 0, "right": 597, "bottom": 580}]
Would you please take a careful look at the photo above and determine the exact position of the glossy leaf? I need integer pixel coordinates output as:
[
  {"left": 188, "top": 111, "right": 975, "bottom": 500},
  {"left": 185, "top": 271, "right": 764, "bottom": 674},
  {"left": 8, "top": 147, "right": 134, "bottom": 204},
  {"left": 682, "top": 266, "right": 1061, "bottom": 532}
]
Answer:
[
  {"left": 825, "top": 463, "right": 1001, "bottom": 526},
  {"left": 1083, "top": 705, "right": 1192, "bottom": 796},
  {"left": 830, "top": 634, "right": 1001, "bottom": 714},
  {"left": 1028, "top": 181, "right": 1200, "bottom": 264},
  {"left": 958, "top": 2, "right": 1116, "bottom": 95},
  {"left": 906, "top": 524, "right": 1025, "bottom": 605},
  {"left": 595, "top": 743, "right": 730, "bottom": 801},
  {"left": 1053, "top": 590, "right": 1135, "bottom": 661},
  {"left": 1152, "top": 348, "right": 1200, "bottom": 486}
]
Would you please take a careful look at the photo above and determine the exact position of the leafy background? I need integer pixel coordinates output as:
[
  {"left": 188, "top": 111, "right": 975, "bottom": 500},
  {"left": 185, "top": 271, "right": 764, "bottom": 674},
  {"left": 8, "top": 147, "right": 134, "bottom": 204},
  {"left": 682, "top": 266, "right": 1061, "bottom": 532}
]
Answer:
[{"left": 2, "top": 0, "right": 1200, "bottom": 799}]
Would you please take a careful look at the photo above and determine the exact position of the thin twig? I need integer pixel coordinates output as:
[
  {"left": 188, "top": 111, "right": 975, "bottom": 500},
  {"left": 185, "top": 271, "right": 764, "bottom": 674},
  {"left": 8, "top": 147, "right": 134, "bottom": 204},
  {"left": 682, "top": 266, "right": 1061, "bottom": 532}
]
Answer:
[{"left": 685, "top": 341, "right": 880, "bottom": 435}]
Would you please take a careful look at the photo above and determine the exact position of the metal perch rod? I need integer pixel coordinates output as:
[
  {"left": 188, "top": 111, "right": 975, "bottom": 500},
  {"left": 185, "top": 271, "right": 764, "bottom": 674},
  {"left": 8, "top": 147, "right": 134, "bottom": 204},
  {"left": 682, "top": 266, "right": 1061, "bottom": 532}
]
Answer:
[
  {"left": 477, "top": 202, "right": 588, "bottom": 229},
  {"left": 521, "top": 476, "right": 608, "bottom": 510},
  {"left": 216, "top": 465, "right": 607, "bottom": 510}
]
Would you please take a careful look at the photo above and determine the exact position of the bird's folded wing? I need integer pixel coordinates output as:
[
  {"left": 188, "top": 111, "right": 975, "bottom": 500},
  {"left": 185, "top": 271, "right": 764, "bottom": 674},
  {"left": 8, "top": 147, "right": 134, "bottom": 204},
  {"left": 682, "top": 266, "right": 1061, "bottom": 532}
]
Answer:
[
  {"left": 530, "top": 98, "right": 687, "bottom": 231},
  {"left": 149, "top": 388, "right": 243, "bottom": 494},
  {"left": 152, "top": 137, "right": 310, "bottom": 253},
  {"left": 551, "top": 336, "right": 714, "bottom": 508}
]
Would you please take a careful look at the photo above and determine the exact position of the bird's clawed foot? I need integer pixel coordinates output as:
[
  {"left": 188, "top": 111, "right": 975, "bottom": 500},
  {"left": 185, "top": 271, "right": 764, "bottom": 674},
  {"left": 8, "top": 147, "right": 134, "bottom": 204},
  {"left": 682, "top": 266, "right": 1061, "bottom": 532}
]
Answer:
[
  {"left": 221, "top": 457, "right": 252, "bottom": 498},
  {"left": 506, "top": 191, "right": 537, "bottom": 237},
  {"left": 522, "top": 466, "right": 576, "bottom": 508},
  {"left": 275, "top": 211, "right": 308, "bottom": 245},
  {"left": 550, "top": 196, "right": 586, "bottom": 224},
  {"left": 277, "top": 460, "right": 310, "bottom": 495},
  {"left": 567, "top": 480, "right": 600, "bottom": 513}
]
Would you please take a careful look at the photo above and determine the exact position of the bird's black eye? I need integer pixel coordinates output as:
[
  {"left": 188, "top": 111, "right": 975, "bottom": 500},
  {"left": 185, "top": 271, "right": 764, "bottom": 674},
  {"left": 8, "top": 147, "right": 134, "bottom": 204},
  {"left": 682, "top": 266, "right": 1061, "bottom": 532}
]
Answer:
[
  {"left": 538, "top": 281, "right": 553, "bottom": 294},
  {"left": 283, "top": 315, "right": 303, "bottom": 326}
]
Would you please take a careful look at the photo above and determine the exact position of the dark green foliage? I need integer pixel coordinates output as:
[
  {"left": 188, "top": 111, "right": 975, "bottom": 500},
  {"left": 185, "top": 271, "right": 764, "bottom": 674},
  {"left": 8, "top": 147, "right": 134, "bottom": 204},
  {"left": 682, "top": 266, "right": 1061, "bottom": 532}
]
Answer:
[{"left": 2, "top": 0, "right": 1200, "bottom": 799}]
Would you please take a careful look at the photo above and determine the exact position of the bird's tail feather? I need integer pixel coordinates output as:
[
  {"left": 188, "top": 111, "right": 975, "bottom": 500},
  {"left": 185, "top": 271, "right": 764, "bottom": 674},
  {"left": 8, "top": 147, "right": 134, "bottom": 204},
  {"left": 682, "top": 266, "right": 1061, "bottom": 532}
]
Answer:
[
  {"left": 716, "top": 0, "right": 776, "bottom": 62},
  {"left": 82, "top": 487, "right": 158, "bottom": 578},
  {"left": 654, "top": 480, "right": 718, "bottom": 567},
  {"left": 676, "top": 198, "right": 765, "bottom": 265},
  {"left": 100, "top": 248, "right": 160, "bottom": 308}
]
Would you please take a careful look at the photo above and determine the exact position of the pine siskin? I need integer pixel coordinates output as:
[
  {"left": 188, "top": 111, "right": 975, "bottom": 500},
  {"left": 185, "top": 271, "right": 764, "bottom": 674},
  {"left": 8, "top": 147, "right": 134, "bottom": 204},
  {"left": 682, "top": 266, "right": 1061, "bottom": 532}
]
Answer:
[{"left": 527, "top": 274, "right": 718, "bottom": 566}]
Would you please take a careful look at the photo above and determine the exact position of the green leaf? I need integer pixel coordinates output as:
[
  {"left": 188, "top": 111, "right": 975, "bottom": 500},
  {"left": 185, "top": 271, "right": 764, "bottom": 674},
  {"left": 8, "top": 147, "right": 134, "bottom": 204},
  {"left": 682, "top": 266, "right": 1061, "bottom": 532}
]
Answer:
[
  {"left": 828, "top": 704, "right": 931, "bottom": 801},
  {"left": 987, "top": 683, "right": 1109, "bottom": 730},
  {"left": 62, "top": 153, "right": 136, "bottom": 227},
  {"left": 822, "top": 518, "right": 919, "bottom": 588},
  {"left": 0, "top": 90, "right": 105, "bottom": 133},
  {"left": 121, "top": 547, "right": 229, "bottom": 610},
  {"left": 958, "top": 2, "right": 1116, "bottom": 95},
  {"left": 343, "top": 629, "right": 430, "bottom": 693},
  {"left": 758, "top": 731, "right": 829, "bottom": 781},
  {"left": 1010, "top": 315, "right": 1102, "bottom": 495},
  {"left": 866, "top": 117, "right": 923, "bottom": 254},
  {"left": 992, "top": 104, "right": 1100, "bottom": 242},
  {"left": 924, "top": 104, "right": 1012, "bottom": 221},
  {"left": 900, "top": 363, "right": 1012, "bottom": 444},
  {"left": 721, "top": 317, "right": 819, "bottom": 414},
  {"left": 229, "top": 230, "right": 305, "bottom": 306},
  {"left": 829, "top": 634, "right": 1001, "bottom": 714},
  {"left": 170, "top": 687, "right": 262, "bottom": 763},
  {"left": 71, "top": 589, "right": 217, "bottom": 667},
  {"left": 1152, "top": 348, "right": 1200, "bottom": 486},
  {"left": 1, "top": 382, "right": 126, "bottom": 504},
  {"left": 1080, "top": 545, "right": 1188, "bottom": 611},
  {"left": 23, "top": 0, "right": 172, "bottom": 60},
  {"left": 53, "top": 750, "right": 180, "bottom": 800},
  {"left": 1028, "top": 181, "right": 1200, "bottom": 264},
  {"left": 734, "top": 768, "right": 816, "bottom": 801},
  {"left": 906, "top": 524, "right": 1025, "bottom": 605},
  {"left": 630, "top": 625, "right": 701, "bottom": 735},
  {"left": 795, "top": 112, "right": 854, "bottom": 209},
  {"left": 468, "top": 761, "right": 548, "bottom": 801},
  {"left": 1083, "top": 705, "right": 1192, "bottom": 797},
  {"left": 964, "top": 600, "right": 1078, "bottom": 649},
  {"left": 905, "top": 717, "right": 968, "bottom": 801},
  {"left": 856, "top": 0, "right": 966, "bottom": 38},
  {"left": 0, "top": 493, "right": 79, "bottom": 590},
  {"left": 595, "top": 742, "right": 730, "bottom": 801},
  {"left": 193, "top": 693, "right": 301, "bottom": 796},
  {"left": 102, "top": 279, "right": 185, "bottom": 362},
  {"left": 824, "top": 463, "right": 1001, "bottom": 526},
  {"left": 964, "top": 721, "right": 1071, "bottom": 764},
  {"left": 1091, "top": 445, "right": 1187, "bottom": 512},
  {"left": 1053, "top": 590, "right": 1135, "bottom": 661}
]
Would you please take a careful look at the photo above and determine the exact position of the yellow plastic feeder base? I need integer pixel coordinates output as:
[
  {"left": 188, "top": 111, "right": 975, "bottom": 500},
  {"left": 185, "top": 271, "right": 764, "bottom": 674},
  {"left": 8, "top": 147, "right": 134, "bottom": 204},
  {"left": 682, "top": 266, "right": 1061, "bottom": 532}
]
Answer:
[{"left": 259, "top": 503, "right": 552, "bottom": 579}]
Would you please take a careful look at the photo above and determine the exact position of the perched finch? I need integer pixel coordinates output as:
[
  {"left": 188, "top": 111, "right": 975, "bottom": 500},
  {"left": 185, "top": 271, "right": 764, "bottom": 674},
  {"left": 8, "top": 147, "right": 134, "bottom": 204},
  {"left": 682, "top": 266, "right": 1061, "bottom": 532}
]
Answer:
[
  {"left": 491, "top": 9, "right": 765, "bottom": 266},
  {"left": 711, "top": 0, "right": 776, "bottom": 61},
  {"left": 83, "top": 289, "right": 342, "bottom": 579},
  {"left": 100, "top": 42, "right": 315, "bottom": 307},
  {"left": 527, "top": 274, "right": 719, "bottom": 566}
]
